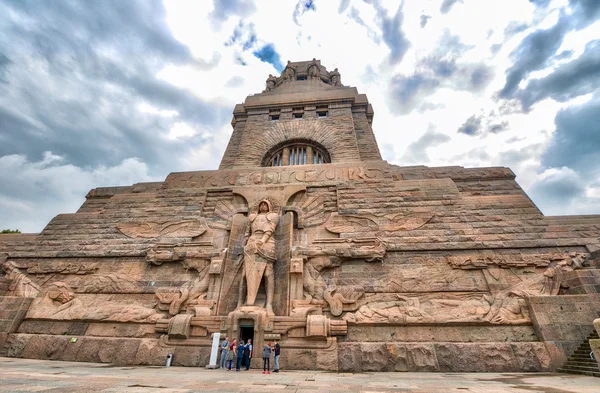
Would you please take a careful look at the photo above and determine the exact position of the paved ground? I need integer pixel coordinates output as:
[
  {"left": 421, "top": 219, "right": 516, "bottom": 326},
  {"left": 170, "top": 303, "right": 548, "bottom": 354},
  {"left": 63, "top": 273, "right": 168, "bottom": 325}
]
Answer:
[{"left": 1, "top": 357, "right": 599, "bottom": 393}]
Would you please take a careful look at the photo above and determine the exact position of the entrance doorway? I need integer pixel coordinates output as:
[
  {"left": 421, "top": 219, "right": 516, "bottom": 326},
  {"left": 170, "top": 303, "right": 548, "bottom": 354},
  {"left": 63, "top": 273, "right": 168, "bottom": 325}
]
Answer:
[{"left": 239, "top": 320, "right": 254, "bottom": 356}]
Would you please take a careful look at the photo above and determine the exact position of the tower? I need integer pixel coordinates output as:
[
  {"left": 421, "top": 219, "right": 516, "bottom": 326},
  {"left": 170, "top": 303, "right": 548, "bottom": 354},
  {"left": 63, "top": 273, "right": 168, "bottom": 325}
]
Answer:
[{"left": 1, "top": 60, "right": 600, "bottom": 372}]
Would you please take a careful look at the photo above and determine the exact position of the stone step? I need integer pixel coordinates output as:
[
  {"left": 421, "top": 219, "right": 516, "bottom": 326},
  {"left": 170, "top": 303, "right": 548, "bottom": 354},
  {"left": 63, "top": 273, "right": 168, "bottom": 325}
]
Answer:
[{"left": 557, "top": 368, "right": 600, "bottom": 377}]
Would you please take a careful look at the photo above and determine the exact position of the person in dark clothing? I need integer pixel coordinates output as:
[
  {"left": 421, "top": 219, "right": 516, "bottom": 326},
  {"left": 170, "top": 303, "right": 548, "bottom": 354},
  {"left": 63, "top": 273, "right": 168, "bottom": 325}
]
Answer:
[
  {"left": 262, "top": 342, "right": 272, "bottom": 374},
  {"left": 273, "top": 341, "right": 281, "bottom": 372},
  {"left": 236, "top": 340, "right": 245, "bottom": 371}
]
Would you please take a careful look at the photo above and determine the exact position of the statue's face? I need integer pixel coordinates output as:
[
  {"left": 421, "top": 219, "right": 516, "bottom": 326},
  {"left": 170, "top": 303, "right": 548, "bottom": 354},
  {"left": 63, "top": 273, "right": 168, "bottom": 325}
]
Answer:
[{"left": 259, "top": 202, "right": 269, "bottom": 213}]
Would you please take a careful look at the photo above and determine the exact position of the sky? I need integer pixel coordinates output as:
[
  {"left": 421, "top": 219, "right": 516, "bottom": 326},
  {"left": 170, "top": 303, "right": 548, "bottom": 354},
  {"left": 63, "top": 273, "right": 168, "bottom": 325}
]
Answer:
[{"left": 1, "top": 0, "right": 599, "bottom": 233}]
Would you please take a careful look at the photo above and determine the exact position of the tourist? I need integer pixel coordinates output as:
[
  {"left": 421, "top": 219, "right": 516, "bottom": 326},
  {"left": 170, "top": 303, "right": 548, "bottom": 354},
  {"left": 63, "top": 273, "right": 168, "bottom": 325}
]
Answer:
[
  {"left": 236, "top": 340, "right": 245, "bottom": 371},
  {"left": 226, "top": 344, "right": 235, "bottom": 370},
  {"left": 219, "top": 336, "right": 229, "bottom": 369},
  {"left": 262, "top": 341, "right": 272, "bottom": 374},
  {"left": 244, "top": 339, "right": 253, "bottom": 370},
  {"left": 273, "top": 340, "right": 281, "bottom": 372}
]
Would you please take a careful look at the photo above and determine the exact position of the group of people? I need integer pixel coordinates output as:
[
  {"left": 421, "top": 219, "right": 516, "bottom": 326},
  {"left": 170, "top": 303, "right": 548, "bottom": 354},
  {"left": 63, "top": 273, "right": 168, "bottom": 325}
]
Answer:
[{"left": 218, "top": 336, "right": 281, "bottom": 373}]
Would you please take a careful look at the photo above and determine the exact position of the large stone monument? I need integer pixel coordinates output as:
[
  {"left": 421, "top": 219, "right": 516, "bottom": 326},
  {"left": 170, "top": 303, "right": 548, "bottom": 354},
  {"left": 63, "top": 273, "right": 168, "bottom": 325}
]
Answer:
[{"left": 2, "top": 59, "right": 600, "bottom": 372}]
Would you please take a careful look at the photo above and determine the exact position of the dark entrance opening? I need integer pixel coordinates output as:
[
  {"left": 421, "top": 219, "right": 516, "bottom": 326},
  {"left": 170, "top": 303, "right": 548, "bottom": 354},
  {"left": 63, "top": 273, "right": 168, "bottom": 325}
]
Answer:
[{"left": 239, "top": 321, "right": 254, "bottom": 352}]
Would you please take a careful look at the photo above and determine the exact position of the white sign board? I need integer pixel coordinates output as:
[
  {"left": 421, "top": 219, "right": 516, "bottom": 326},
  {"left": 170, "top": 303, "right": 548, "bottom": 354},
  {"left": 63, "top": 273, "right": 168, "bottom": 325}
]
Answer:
[{"left": 208, "top": 332, "right": 220, "bottom": 367}]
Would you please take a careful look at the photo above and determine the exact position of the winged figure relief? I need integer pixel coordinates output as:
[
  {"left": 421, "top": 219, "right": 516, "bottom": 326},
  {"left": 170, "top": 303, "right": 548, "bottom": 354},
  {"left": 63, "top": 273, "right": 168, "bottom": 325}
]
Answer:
[
  {"left": 209, "top": 196, "right": 248, "bottom": 230},
  {"left": 117, "top": 219, "right": 207, "bottom": 239},
  {"left": 325, "top": 211, "right": 434, "bottom": 234},
  {"left": 286, "top": 191, "right": 329, "bottom": 228}
]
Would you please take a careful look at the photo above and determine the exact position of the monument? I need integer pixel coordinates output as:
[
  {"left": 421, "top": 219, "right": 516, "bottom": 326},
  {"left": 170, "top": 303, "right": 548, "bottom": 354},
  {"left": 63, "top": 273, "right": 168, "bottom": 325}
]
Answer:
[{"left": 1, "top": 59, "right": 600, "bottom": 372}]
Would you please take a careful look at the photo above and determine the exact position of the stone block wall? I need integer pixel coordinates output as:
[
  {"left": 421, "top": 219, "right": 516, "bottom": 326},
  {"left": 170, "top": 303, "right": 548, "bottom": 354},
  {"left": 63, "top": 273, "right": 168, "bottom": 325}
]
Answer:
[
  {"left": 0, "top": 296, "right": 32, "bottom": 334},
  {"left": 528, "top": 294, "right": 600, "bottom": 367}
]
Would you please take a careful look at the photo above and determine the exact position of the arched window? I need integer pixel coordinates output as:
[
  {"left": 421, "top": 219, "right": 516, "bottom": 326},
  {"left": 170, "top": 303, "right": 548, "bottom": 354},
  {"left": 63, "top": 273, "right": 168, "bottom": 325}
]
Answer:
[{"left": 263, "top": 140, "right": 330, "bottom": 167}]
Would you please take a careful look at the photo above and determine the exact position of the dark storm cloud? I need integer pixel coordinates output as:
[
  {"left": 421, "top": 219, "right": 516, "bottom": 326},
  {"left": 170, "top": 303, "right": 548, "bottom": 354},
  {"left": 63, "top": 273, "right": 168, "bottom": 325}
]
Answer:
[
  {"left": 499, "top": 16, "right": 569, "bottom": 99},
  {"left": 540, "top": 95, "right": 600, "bottom": 176},
  {"left": 518, "top": 40, "right": 600, "bottom": 110},
  {"left": 209, "top": 0, "right": 256, "bottom": 23},
  {"left": 253, "top": 44, "right": 284, "bottom": 71},
  {"left": 499, "top": 0, "right": 600, "bottom": 103},
  {"left": 0, "top": 0, "right": 229, "bottom": 171},
  {"left": 366, "top": 0, "right": 410, "bottom": 65},
  {"left": 440, "top": 0, "right": 463, "bottom": 14},
  {"left": 528, "top": 168, "right": 586, "bottom": 213}
]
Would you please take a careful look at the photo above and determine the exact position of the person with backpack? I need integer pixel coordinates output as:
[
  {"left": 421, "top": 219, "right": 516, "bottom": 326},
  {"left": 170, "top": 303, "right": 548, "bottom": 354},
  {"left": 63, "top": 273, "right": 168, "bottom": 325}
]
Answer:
[
  {"left": 262, "top": 341, "right": 272, "bottom": 374},
  {"left": 226, "top": 340, "right": 236, "bottom": 371},
  {"left": 244, "top": 339, "right": 253, "bottom": 370},
  {"left": 273, "top": 340, "right": 281, "bottom": 372},
  {"left": 236, "top": 340, "right": 245, "bottom": 371}
]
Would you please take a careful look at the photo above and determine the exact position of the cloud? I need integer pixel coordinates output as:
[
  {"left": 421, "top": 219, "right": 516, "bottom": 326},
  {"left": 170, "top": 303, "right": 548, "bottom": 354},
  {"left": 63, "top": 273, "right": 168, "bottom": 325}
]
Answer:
[
  {"left": 528, "top": 0, "right": 551, "bottom": 7},
  {"left": 367, "top": 0, "right": 410, "bottom": 65},
  {"left": 0, "top": 0, "right": 229, "bottom": 173},
  {"left": 518, "top": 40, "right": 600, "bottom": 109},
  {"left": 457, "top": 115, "right": 482, "bottom": 136},
  {"left": 388, "top": 74, "right": 440, "bottom": 114},
  {"left": 540, "top": 95, "right": 600, "bottom": 177},
  {"left": 209, "top": 0, "right": 256, "bottom": 24},
  {"left": 499, "top": 16, "right": 570, "bottom": 99},
  {"left": 528, "top": 167, "right": 586, "bottom": 213},
  {"left": 253, "top": 44, "right": 284, "bottom": 71},
  {"left": 440, "top": 0, "right": 463, "bottom": 14},
  {"left": 293, "top": 0, "right": 317, "bottom": 25},
  {"left": 400, "top": 128, "right": 451, "bottom": 164},
  {"left": 388, "top": 32, "right": 493, "bottom": 114},
  {"left": 0, "top": 153, "right": 155, "bottom": 233}
]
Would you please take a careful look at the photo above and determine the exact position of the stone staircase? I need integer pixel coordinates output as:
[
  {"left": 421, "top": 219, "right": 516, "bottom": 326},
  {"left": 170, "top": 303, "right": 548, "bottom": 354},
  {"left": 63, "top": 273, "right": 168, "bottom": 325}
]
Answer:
[{"left": 557, "top": 330, "right": 600, "bottom": 377}]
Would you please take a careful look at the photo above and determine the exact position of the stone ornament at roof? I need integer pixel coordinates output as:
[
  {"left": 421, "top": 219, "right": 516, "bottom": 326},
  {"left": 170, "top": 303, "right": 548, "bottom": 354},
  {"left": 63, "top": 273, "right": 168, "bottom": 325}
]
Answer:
[{"left": 262, "top": 58, "right": 343, "bottom": 93}]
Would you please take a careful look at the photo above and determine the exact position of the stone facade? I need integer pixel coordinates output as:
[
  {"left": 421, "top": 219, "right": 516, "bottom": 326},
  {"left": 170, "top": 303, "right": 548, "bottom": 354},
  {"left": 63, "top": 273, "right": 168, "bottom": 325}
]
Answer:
[{"left": 2, "top": 60, "right": 600, "bottom": 371}]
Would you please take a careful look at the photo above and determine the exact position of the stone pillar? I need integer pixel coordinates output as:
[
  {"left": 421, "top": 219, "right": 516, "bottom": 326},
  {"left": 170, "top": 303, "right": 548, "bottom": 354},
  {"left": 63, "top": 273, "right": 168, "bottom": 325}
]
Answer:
[
  {"left": 307, "top": 146, "right": 314, "bottom": 165},
  {"left": 282, "top": 147, "right": 290, "bottom": 166},
  {"left": 289, "top": 257, "right": 304, "bottom": 301}
]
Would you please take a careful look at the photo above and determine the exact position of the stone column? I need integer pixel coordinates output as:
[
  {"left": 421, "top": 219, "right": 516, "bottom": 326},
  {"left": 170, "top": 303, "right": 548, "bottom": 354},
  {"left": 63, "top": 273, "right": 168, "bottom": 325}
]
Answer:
[
  {"left": 282, "top": 147, "right": 290, "bottom": 166},
  {"left": 307, "top": 146, "right": 314, "bottom": 165}
]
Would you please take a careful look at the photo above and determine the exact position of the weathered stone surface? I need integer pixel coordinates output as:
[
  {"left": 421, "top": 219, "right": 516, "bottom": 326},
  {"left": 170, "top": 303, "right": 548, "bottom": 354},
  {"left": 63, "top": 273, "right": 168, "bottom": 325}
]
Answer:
[{"left": 1, "top": 59, "right": 599, "bottom": 372}]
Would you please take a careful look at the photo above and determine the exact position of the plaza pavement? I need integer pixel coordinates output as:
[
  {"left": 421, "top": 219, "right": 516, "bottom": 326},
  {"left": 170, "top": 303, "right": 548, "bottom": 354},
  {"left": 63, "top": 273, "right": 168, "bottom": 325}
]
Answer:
[{"left": 0, "top": 357, "right": 599, "bottom": 393}]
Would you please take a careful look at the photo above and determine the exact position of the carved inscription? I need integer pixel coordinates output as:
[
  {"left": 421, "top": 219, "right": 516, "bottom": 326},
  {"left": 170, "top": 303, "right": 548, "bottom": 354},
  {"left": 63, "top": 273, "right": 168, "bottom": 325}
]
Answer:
[{"left": 166, "top": 167, "right": 385, "bottom": 188}]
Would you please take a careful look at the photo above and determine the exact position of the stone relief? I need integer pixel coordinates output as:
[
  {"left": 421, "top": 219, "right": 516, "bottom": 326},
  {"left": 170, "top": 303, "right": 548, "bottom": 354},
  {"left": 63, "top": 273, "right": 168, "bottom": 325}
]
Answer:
[
  {"left": 307, "top": 58, "right": 320, "bottom": 80},
  {"left": 344, "top": 296, "right": 435, "bottom": 324},
  {"left": 284, "top": 191, "right": 329, "bottom": 228},
  {"left": 26, "top": 262, "right": 98, "bottom": 275},
  {"left": 148, "top": 244, "right": 226, "bottom": 315},
  {"left": 1, "top": 259, "right": 41, "bottom": 298},
  {"left": 209, "top": 195, "right": 248, "bottom": 230},
  {"left": 325, "top": 211, "right": 434, "bottom": 234},
  {"left": 329, "top": 68, "right": 342, "bottom": 86},
  {"left": 165, "top": 166, "right": 385, "bottom": 188},
  {"left": 117, "top": 219, "right": 207, "bottom": 239},
  {"left": 277, "top": 61, "right": 296, "bottom": 86},
  {"left": 27, "top": 282, "right": 162, "bottom": 323},
  {"left": 263, "top": 74, "right": 278, "bottom": 92},
  {"left": 237, "top": 199, "right": 279, "bottom": 312},
  {"left": 70, "top": 274, "right": 141, "bottom": 293}
]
